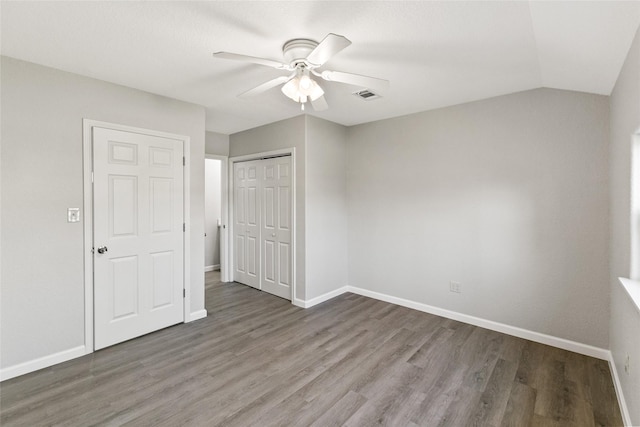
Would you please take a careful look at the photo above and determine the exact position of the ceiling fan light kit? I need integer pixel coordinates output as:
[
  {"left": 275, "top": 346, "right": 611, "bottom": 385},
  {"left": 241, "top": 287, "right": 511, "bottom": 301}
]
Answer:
[
  {"left": 213, "top": 33, "right": 389, "bottom": 111},
  {"left": 281, "top": 69, "right": 325, "bottom": 110}
]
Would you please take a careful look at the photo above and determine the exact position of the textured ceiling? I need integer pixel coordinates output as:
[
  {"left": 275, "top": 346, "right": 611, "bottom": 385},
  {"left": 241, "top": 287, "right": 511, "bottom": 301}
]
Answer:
[{"left": 2, "top": 1, "right": 639, "bottom": 135}]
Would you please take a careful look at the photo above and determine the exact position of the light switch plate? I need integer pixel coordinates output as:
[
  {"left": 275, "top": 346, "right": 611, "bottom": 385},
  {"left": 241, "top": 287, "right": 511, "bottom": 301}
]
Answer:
[{"left": 68, "top": 208, "right": 80, "bottom": 223}]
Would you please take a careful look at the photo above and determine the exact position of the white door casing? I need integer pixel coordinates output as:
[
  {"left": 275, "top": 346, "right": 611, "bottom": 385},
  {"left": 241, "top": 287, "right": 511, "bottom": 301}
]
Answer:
[
  {"left": 260, "top": 156, "right": 292, "bottom": 299},
  {"left": 233, "top": 160, "right": 260, "bottom": 288},
  {"left": 93, "top": 127, "right": 184, "bottom": 350}
]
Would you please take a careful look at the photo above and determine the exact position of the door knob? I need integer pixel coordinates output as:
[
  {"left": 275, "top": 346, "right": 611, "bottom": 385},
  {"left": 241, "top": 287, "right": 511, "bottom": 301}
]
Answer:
[{"left": 97, "top": 246, "right": 108, "bottom": 254}]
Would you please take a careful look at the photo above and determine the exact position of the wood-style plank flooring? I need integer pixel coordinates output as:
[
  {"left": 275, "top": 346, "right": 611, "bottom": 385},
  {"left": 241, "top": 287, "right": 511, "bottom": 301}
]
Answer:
[{"left": 0, "top": 271, "right": 623, "bottom": 426}]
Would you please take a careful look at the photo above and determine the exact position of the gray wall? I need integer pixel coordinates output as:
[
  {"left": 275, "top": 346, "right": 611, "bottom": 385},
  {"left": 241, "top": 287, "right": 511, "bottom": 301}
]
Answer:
[
  {"left": 228, "top": 115, "right": 349, "bottom": 302},
  {"left": 347, "top": 88, "right": 610, "bottom": 348},
  {"left": 1, "top": 56, "right": 206, "bottom": 369},
  {"left": 609, "top": 25, "right": 640, "bottom": 425},
  {"left": 229, "top": 116, "right": 307, "bottom": 299},
  {"left": 305, "top": 116, "right": 349, "bottom": 300},
  {"left": 205, "top": 131, "right": 229, "bottom": 156}
]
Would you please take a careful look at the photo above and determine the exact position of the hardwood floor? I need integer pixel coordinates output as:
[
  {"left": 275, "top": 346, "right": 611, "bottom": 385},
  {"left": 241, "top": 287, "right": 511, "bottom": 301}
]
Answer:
[{"left": 0, "top": 271, "right": 623, "bottom": 426}]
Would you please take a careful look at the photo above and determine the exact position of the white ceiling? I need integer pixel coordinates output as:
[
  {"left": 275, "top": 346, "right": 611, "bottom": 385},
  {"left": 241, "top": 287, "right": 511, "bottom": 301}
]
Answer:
[{"left": 2, "top": 1, "right": 639, "bottom": 135}]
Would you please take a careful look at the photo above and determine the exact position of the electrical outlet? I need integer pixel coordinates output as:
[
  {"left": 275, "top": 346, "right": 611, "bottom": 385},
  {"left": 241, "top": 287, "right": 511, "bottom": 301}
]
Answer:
[
  {"left": 449, "top": 281, "right": 461, "bottom": 293},
  {"left": 625, "top": 354, "right": 630, "bottom": 375}
]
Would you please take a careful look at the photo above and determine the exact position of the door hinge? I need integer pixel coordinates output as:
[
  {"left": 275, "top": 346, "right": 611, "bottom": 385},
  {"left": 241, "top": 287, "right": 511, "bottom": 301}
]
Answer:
[
  {"left": 183, "top": 289, "right": 186, "bottom": 298},
  {"left": 183, "top": 223, "right": 186, "bottom": 232},
  {"left": 91, "top": 172, "right": 94, "bottom": 183},
  {"left": 183, "top": 156, "right": 186, "bottom": 166}
]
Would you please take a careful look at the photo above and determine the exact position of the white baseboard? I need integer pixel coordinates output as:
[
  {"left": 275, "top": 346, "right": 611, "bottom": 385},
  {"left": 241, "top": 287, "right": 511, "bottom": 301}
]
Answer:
[
  {"left": 1, "top": 286, "right": 617, "bottom": 404},
  {"left": 0, "top": 345, "right": 86, "bottom": 382},
  {"left": 292, "top": 286, "right": 349, "bottom": 308},
  {"left": 608, "top": 351, "right": 632, "bottom": 426},
  {"left": 346, "top": 286, "right": 610, "bottom": 361},
  {"left": 188, "top": 309, "right": 208, "bottom": 322},
  {"left": 292, "top": 298, "right": 306, "bottom": 308},
  {"left": 204, "top": 264, "right": 220, "bottom": 272},
  {"left": 3, "top": 308, "right": 210, "bottom": 381}
]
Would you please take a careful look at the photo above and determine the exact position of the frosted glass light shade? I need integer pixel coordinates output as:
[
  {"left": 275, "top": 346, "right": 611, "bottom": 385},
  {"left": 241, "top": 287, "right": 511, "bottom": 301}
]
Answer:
[
  {"left": 304, "top": 79, "right": 324, "bottom": 101},
  {"left": 281, "top": 76, "right": 324, "bottom": 103},
  {"left": 281, "top": 78, "right": 301, "bottom": 101}
]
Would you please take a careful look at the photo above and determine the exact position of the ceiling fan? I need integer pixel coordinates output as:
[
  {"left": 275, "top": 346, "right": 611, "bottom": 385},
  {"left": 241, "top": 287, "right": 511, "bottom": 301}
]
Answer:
[{"left": 213, "top": 33, "right": 389, "bottom": 111}]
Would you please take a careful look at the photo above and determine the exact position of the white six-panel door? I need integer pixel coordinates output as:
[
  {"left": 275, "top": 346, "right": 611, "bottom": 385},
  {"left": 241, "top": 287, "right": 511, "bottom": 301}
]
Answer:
[
  {"left": 93, "top": 127, "right": 184, "bottom": 350},
  {"left": 233, "top": 160, "right": 260, "bottom": 288},
  {"left": 260, "top": 157, "right": 292, "bottom": 299},
  {"left": 233, "top": 156, "right": 292, "bottom": 300}
]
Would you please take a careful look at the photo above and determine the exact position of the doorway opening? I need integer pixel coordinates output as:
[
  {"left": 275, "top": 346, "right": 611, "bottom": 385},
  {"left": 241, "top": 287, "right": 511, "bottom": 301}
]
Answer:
[
  {"left": 205, "top": 158, "right": 223, "bottom": 273},
  {"left": 205, "top": 154, "right": 229, "bottom": 282}
]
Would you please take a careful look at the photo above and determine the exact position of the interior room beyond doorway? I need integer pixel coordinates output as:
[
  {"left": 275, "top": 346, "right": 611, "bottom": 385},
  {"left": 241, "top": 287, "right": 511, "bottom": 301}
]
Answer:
[{"left": 205, "top": 158, "right": 222, "bottom": 272}]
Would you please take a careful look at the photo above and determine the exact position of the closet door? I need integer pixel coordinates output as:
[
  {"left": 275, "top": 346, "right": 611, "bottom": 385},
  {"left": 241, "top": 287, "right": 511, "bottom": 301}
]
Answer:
[
  {"left": 233, "top": 160, "right": 260, "bottom": 289},
  {"left": 260, "top": 157, "right": 292, "bottom": 299}
]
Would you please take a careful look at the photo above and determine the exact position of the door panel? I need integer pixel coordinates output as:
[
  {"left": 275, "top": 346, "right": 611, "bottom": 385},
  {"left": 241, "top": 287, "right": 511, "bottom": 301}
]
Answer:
[
  {"left": 93, "top": 127, "right": 184, "bottom": 350},
  {"left": 110, "top": 175, "right": 138, "bottom": 236},
  {"left": 279, "top": 243, "right": 291, "bottom": 286},
  {"left": 247, "top": 235, "right": 258, "bottom": 278},
  {"left": 111, "top": 255, "right": 138, "bottom": 319},
  {"left": 247, "top": 186, "right": 258, "bottom": 226},
  {"left": 260, "top": 156, "right": 292, "bottom": 299},
  {"left": 264, "top": 187, "right": 275, "bottom": 228},
  {"left": 233, "top": 161, "right": 260, "bottom": 288},
  {"left": 264, "top": 240, "right": 275, "bottom": 282},
  {"left": 150, "top": 178, "right": 173, "bottom": 233},
  {"left": 151, "top": 251, "right": 174, "bottom": 308},
  {"left": 236, "top": 235, "right": 246, "bottom": 274},
  {"left": 236, "top": 187, "right": 246, "bottom": 225},
  {"left": 279, "top": 187, "right": 291, "bottom": 230}
]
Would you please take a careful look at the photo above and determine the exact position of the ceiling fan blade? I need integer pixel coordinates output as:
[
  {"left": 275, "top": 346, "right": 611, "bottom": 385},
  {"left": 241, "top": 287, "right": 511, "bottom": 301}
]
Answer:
[
  {"left": 213, "top": 52, "right": 289, "bottom": 70},
  {"left": 239, "top": 74, "right": 293, "bottom": 98},
  {"left": 311, "top": 95, "right": 329, "bottom": 111},
  {"left": 320, "top": 70, "right": 390, "bottom": 92},
  {"left": 306, "top": 33, "right": 352, "bottom": 67}
]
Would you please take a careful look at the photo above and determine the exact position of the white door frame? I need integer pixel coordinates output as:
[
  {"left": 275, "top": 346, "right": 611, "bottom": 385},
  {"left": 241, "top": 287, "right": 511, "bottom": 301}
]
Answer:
[
  {"left": 205, "top": 154, "right": 229, "bottom": 282},
  {"left": 228, "top": 148, "right": 296, "bottom": 303},
  {"left": 82, "top": 119, "right": 191, "bottom": 353}
]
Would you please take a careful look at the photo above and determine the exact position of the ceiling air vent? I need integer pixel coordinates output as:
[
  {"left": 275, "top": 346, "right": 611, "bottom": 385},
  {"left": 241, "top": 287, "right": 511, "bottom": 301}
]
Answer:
[{"left": 353, "top": 89, "right": 381, "bottom": 101}]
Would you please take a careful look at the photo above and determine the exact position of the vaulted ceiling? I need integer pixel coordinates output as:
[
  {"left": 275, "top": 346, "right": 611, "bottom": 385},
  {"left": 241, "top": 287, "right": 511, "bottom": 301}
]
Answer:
[{"left": 2, "top": 1, "right": 639, "bottom": 135}]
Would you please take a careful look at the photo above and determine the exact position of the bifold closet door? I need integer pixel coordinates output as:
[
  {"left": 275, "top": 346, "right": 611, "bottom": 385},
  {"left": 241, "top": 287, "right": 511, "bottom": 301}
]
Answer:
[
  {"left": 233, "top": 160, "right": 260, "bottom": 289},
  {"left": 260, "top": 156, "right": 292, "bottom": 300},
  {"left": 233, "top": 156, "right": 292, "bottom": 300}
]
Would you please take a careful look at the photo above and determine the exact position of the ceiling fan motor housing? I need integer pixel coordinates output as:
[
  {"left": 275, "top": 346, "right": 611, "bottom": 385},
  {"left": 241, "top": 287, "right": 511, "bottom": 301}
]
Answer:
[{"left": 282, "top": 39, "right": 318, "bottom": 67}]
